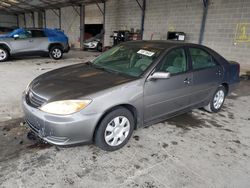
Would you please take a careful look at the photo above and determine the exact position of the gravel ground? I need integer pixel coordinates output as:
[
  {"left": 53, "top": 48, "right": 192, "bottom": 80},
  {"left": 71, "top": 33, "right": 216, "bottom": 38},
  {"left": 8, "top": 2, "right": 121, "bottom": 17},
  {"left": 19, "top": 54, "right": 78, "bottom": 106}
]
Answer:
[{"left": 0, "top": 50, "right": 250, "bottom": 188}]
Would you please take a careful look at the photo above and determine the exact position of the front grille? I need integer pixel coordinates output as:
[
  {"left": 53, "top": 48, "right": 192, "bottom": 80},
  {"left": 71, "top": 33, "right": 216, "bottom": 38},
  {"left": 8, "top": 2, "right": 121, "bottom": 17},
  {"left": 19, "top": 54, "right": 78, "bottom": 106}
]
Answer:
[
  {"left": 26, "top": 90, "right": 47, "bottom": 108},
  {"left": 26, "top": 119, "right": 39, "bottom": 133}
]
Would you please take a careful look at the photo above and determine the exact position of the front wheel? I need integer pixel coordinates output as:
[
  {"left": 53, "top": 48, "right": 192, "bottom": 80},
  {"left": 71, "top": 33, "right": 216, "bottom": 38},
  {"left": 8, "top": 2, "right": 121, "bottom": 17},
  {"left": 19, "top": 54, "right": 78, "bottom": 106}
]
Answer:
[
  {"left": 204, "top": 86, "right": 226, "bottom": 113},
  {"left": 95, "top": 107, "right": 134, "bottom": 151},
  {"left": 0, "top": 47, "right": 9, "bottom": 62},
  {"left": 49, "top": 46, "right": 63, "bottom": 60}
]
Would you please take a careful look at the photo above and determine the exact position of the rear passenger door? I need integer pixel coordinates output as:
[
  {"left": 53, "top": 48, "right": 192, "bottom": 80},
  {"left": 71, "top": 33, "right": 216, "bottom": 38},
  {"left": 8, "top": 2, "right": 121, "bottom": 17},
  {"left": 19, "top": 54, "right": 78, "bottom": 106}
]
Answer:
[
  {"left": 30, "top": 30, "right": 48, "bottom": 52},
  {"left": 188, "top": 47, "right": 223, "bottom": 106}
]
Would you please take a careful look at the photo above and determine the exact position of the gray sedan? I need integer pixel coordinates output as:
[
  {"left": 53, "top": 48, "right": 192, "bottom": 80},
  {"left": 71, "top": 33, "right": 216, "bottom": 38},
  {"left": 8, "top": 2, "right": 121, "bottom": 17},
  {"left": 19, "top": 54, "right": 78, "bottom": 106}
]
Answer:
[{"left": 23, "top": 41, "right": 240, "bottom": 151}]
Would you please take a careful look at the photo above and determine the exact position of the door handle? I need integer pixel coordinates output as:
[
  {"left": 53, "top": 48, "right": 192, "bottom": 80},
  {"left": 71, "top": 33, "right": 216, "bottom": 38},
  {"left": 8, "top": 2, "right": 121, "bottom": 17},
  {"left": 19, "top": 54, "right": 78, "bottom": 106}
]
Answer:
[{"left": 184, "top": 78, "right": 191, "bottom": 84}]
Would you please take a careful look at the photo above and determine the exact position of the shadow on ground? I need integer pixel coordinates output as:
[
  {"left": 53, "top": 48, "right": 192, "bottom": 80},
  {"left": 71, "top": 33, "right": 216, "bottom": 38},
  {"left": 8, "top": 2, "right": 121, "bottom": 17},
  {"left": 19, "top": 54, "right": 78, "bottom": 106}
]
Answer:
[{"left": 0, "top": 118, "right": 51, "bottom": 162}]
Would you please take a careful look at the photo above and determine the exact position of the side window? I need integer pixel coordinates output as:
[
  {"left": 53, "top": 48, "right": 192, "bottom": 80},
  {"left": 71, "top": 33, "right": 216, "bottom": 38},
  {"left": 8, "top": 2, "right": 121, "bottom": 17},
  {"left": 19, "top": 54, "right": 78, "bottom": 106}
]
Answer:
[
  {"left": 158, "top": 48, "right": 187, "bottom": 74},
  {"left": 31, "top": 30, "right": 46, "bottom": 38},
  {"left": 189, "top": 48, "right": 216, "bottom": 70},
  {"left": 19, "top": 30, "right": 32, "bottom": 39}
]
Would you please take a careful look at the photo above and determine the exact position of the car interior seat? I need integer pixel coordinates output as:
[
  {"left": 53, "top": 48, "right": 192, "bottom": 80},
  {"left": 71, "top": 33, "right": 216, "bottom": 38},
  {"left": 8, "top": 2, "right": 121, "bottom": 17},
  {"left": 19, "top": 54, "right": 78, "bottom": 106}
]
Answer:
[{"left": 166, "top": 57, "right": 186, "bottom": 74}]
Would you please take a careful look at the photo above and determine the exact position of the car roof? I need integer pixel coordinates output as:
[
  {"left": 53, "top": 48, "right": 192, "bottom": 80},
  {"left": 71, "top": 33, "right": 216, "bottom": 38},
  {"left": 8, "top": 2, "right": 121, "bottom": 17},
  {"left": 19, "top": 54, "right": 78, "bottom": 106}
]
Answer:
[{"left": 124, "top": 40, "right": 203, "bottom": 49}]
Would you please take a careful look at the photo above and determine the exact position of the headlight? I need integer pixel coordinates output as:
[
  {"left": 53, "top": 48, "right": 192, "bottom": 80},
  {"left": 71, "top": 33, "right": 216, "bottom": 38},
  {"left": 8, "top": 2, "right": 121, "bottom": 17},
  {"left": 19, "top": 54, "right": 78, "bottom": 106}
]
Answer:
[
  {"left": 25, "top": 81, "right": 32, "bottom": 94},
  {"left": 40, "top": 100, "right": 92, "bottom": 115},
  {"left": 89, "top": 41, "right": 98, "bottom": 47}
]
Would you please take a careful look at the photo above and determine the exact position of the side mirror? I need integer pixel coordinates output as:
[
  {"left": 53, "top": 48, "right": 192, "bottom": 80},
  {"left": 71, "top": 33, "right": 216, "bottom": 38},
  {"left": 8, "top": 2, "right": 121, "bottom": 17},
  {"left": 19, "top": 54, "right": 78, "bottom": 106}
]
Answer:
[
  {"left": 147, "top": 72, "right": 170, "bottom": 81},
  {"left": 13, "top": 34, "right": 19, "bottom": 39}
]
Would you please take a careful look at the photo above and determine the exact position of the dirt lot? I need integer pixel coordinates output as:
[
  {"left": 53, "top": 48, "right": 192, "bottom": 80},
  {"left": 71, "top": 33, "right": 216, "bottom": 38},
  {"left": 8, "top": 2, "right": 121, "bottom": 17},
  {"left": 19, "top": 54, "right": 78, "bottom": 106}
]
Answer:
[{"left": 0, "top": 50, "right": 250, "bottom": 188}]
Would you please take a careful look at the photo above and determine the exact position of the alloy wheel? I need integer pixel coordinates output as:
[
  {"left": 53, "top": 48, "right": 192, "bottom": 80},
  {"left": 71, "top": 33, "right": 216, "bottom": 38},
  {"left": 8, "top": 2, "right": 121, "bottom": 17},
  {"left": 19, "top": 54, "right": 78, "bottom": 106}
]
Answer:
[
  {"left": 52, "top": 48, "right": 62, "bottom": 58},
  {"left": 213, "top": 90, "right": 225, "bottom": 109},
  {"left": 0, "top": 49, "right": 7, "bottom": 61}
]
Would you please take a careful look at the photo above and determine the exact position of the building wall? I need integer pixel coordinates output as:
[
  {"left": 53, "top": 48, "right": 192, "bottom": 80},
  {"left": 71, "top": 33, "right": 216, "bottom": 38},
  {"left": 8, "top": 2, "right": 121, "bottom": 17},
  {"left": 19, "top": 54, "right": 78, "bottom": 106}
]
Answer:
[
  {"left": 104, "top": 0, "right": 250, "bottom": 70},
  {"left": 85, "top": 4, "right": 104, "bottom": 24},
  {"left": 203, "top": 0, "right": 250, "bottom": 70},
  {"left": 0, "top": 13, "right": 17, "bottom": 27},
  {"left": 104, "top": 0, "right": 141, "bottom": 46}
]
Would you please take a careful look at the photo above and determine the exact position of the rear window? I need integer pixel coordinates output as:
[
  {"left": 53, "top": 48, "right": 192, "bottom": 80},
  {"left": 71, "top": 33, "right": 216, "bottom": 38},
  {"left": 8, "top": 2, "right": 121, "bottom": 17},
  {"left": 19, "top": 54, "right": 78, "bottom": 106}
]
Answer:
[
  {"left": 31, "top": 30, "right": 46, "bottom": 38},
  {"left": 189, "top": 48, "right": 216, "bottom": 70}
]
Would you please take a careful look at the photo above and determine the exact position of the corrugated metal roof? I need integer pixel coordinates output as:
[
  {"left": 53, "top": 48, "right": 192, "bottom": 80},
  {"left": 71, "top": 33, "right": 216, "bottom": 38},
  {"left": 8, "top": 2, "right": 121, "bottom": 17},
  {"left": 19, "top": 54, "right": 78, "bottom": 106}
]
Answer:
[{"left": 0, "top": 0, "right": 105, "bottom": 14}]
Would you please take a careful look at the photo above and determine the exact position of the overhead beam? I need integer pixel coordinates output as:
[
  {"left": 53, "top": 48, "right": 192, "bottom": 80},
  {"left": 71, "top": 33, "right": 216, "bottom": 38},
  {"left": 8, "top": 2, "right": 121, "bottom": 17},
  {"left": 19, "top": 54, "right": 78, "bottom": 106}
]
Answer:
[
  {"left": 1, "top": 0, "right": 32, "bottom": 13},
  {"left": 72, "top": 6, "right": 80, "bottom": 16},
  {"left": 0, "top": 0, "right": 106, "bottom": 14},
  {"left": 95, "top": 1, "right": 104, "bottom": 15}
]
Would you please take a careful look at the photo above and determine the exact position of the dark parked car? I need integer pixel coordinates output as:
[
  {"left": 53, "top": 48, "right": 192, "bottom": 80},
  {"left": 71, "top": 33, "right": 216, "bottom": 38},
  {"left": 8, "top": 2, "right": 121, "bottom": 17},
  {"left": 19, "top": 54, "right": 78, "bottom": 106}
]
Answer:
[
  {"left": 0, "top": 28, "right": 70, "bottom": 62},
  {"left": 23, "top": 41, "right": 240, "bottom": 151}
]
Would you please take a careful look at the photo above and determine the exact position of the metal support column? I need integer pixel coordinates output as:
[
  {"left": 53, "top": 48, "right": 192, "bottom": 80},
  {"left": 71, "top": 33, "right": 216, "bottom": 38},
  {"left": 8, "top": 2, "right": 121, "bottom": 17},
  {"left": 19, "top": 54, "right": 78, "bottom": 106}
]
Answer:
[
  {"left": 199, "top": 0, "right": 209, "bottom": 44},
  {"left": 44, "top": 10, "right": 46, "bottom": 28},
  {"left": 95, "top": 0, "right": 105, "bottom": 45},
  {"left": 38, "top": 11, "right": 43, "bottom": 28},
  {"left": 136, "top": 0, "right": 146, "bottom": 39},
  {"left": 80, "top": 4, "right": 85, "bottom": 49},
  {"left": 31, "top": 12, "right": 35, "bottom": 27},
  {"left": 58, "top": 8, "right": 61, "bottom": 29},
  {"left": 16, "top": 14, "right": 19, "bottom": 27},
  {"left": 103, "top": 1, "right": 106, "bottom": 34},
  {"left": 23, "top": 13, "right": 26, "bottom": 28}
]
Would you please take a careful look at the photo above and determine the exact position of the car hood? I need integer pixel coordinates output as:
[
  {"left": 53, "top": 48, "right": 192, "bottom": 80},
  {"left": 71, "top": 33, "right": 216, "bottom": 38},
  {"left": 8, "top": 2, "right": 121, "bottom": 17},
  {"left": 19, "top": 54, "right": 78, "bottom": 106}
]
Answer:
[
  {"left": 0, "top": 34, "right": 10, "bottom": 39},
  {"left": 30, "top": 63, "right": 136, "bottom": 102}
]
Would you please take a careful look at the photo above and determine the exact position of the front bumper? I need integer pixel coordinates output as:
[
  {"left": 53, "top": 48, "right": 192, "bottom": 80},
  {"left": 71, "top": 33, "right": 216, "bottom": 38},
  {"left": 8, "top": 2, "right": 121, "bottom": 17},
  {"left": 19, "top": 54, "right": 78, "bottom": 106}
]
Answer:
[
  {"left": 22, "top": 96, "right": 101, "bottom": 146},
  {"left": 83, "top": 43, "right": 98, "bottom": 49}
]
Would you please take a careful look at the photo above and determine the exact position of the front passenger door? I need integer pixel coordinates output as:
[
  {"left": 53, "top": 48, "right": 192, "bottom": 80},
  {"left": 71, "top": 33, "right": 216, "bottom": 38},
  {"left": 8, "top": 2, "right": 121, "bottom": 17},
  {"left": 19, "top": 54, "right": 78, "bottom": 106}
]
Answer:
[
  {"left": 9, "top": 30, "right": 33, "bottom": 53},
  {"left": 143, "top": 48, "right": 193, "bottom": 123}
]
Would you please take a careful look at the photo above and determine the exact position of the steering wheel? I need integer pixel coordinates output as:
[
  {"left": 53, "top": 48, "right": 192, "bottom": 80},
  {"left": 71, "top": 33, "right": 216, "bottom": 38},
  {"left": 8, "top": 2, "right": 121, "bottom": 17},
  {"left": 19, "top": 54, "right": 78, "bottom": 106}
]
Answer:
[
  {"left": 137, "top": 64, "right": 148, "bottom": 71},
  {"left": 129, "top": 53, "right": 139, "bottom": 68}
]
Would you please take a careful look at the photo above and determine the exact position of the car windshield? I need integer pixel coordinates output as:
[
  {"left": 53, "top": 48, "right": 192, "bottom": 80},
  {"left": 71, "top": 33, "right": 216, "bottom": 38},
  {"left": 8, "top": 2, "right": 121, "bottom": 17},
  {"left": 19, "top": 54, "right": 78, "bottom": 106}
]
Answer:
[
  {"left": 7, "top": 28, "right": 24, "bottom": 37},
  {"left": 91, "top": 43, "right": 163, "bottom": 77},
  {"left": 85, "top": 33, "right": 103, "bottom": 42}
]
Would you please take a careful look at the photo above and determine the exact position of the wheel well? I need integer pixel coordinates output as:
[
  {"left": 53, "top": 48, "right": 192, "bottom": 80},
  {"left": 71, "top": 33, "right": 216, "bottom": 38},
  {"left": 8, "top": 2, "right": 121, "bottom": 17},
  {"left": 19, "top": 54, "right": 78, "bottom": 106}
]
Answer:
[
  {"left": 93, "top": 104, "right": 138, "bottom": 141},
  {"left": 48, "top": 43, "right": 63, "bottom": 51},
  {"left": 221, "top": 83, "right": 229, "bottom": 95},
  {"left": 0, "top": 44, "right": 10, "bottom": 53}
]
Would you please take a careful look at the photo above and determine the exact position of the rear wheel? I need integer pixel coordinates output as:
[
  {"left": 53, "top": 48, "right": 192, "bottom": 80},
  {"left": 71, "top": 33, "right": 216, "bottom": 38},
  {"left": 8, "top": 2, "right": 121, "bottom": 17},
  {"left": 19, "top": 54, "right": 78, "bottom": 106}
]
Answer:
[
  {"left": 97, "top": 43, "right": 102, "bottom": 52},
  {"left": 0, "top": 47, "right": 9, "bottom": 62},
  {"left": 49, "top": 46, "right": 63, "bottom": 60},
  {"left": 204, "top": 86, "right": 226, "bottom": 113},
  {"left": 95, "top": 107, "right": 134, "bottom": 151}
]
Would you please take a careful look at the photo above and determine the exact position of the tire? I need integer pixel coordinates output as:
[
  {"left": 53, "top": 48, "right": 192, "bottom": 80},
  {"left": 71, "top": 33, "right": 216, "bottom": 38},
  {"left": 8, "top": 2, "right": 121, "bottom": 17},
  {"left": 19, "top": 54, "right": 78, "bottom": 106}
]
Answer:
[
  {"left": 204, "top": 86, "right": 226, "bottom": 113},
  {"left": 95, "top": 107, "right": 135, "bottom": 151},
  {"left": 49, "top": 46, "right": 63, "bottom": 60},
  {"left": 0, "top": 47, "right": 9, "bottom": 62},
  {"left": 97, "top": 43, "right": 102, "bottom": 52}
]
